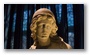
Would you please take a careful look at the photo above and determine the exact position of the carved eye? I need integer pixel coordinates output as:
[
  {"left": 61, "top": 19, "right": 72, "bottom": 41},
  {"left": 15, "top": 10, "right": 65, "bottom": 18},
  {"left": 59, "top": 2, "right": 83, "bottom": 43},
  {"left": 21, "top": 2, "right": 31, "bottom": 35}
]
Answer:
[
  {"left": 38, "top": 25, "right": 43, "bottom": 28},
  {"left": 46, "top": 25, "right": 51, "bottom": 29},
  {"left": 47, "top": 26, "right": 50, "bottom": 29}
]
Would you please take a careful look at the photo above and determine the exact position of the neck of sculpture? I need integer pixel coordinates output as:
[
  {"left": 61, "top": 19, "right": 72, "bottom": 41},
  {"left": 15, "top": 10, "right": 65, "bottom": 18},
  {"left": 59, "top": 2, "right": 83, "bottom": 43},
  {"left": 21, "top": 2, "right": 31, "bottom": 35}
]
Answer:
[{"left": 37, "top": 37, "right": 51, "bottom": 47}]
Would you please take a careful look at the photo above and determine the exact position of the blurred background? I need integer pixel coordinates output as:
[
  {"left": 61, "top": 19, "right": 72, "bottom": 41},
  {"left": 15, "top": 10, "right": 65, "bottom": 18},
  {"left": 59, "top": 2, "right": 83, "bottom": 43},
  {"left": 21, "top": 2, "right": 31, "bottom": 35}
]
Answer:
[{"left": 4, "top": 4, "right": 84, "bottom": 49}]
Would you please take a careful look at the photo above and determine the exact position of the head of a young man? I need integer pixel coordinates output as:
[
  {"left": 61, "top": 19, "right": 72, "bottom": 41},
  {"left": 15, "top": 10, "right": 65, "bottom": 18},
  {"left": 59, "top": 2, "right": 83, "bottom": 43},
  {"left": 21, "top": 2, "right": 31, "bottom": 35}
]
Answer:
[{"left": 30, "top": 8, "right": 58, "bottom": 46}]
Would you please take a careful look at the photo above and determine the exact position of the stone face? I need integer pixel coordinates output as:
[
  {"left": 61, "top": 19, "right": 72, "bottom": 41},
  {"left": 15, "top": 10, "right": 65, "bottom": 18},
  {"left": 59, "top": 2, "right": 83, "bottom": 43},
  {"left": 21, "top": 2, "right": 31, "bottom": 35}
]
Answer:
[{"left": 30, "top": 8, "right": 72, "bottom": 49}]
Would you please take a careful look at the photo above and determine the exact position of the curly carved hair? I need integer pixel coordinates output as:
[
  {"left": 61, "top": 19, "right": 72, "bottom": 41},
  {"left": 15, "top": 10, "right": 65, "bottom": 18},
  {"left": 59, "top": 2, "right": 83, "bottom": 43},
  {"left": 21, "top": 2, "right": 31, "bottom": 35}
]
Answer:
[{"left": 30, "top": 8, "right": 58, "bottom": 45}]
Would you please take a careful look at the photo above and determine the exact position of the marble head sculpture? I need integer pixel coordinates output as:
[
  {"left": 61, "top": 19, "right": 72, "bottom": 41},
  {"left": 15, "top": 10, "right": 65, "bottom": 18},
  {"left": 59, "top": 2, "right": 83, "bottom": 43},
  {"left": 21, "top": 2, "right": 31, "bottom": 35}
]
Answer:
[{"left": 30, "top": 8, "right": 72, "bottom": 49}]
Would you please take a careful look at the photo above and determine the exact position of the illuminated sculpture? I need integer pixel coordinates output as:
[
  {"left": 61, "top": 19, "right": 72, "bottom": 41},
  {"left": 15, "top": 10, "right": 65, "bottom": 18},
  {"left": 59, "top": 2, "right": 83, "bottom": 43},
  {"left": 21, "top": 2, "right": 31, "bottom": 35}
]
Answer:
[{"left": 30, "top": 8, "right": 72, "bottom": 49}]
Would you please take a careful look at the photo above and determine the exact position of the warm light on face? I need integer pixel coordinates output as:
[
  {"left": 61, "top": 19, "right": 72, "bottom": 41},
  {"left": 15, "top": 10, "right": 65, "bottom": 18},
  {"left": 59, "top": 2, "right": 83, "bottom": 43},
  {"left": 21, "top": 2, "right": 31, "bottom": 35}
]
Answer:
[
  {"left": 30, "top": 11, "right": 58, "bottom": 41},
  {"left": 36, "top": 15, "right": 54, "bottom": 39}
]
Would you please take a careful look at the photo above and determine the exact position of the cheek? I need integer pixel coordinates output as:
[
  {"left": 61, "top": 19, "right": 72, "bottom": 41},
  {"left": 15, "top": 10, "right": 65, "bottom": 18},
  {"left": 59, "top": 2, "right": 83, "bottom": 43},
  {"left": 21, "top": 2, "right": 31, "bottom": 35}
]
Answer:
[
  {"left": 37, "top": 28, "right": 42, "bottom": 34},
  {"left": 46, "top": 28, "right": 52, "bottom": 34}
]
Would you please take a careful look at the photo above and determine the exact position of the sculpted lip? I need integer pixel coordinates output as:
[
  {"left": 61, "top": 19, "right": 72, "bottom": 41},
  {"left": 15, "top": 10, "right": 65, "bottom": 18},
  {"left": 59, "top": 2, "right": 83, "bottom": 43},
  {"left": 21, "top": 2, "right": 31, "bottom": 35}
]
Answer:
[
  {"left": 41, "top": 36, "right": 46, "bottom": 38},
  {"left": 42, "top": 34, "right": 47, "bottom": 36},
  {"left": 41, "top": 34, "right": 47, "bottom": 37}
]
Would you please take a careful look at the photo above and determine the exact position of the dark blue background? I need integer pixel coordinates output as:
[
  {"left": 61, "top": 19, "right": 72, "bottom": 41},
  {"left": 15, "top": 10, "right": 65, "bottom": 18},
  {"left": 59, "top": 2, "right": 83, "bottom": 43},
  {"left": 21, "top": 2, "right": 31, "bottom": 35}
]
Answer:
[{"left": 4, "top": 4, "right": 84, "bottom": 49}]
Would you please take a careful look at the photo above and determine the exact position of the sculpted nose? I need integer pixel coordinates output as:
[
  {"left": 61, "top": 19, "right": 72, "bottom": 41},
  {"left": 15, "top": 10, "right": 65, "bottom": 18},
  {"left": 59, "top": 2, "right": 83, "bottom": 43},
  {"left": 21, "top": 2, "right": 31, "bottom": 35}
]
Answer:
[
  {"left": 42, "top": 24, "right": 46, "bottom": 32},
  {"left": 43, "top": 24, "right": 45, "bottom": 28}
]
